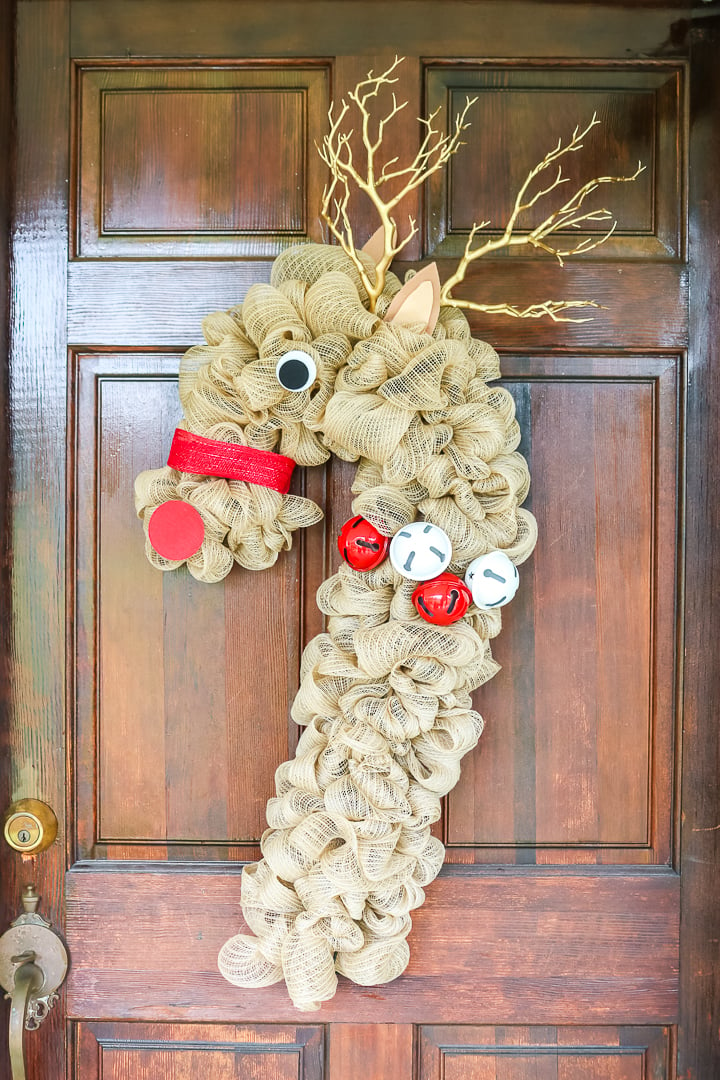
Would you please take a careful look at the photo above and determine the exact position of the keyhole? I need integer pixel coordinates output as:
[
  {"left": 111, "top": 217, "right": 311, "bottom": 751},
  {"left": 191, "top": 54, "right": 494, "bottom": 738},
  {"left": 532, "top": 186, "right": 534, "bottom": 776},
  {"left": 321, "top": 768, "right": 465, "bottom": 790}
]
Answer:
[{"left": 17, "top": 829, "right": 31, "bottom": 844}]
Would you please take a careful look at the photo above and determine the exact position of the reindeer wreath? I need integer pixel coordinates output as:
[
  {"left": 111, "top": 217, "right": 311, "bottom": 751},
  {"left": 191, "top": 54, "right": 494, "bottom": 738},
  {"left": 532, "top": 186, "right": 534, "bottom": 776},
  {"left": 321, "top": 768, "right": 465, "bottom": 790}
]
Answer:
[{"left": 135, "top": 57, "right": 642, "bottom": 1011}]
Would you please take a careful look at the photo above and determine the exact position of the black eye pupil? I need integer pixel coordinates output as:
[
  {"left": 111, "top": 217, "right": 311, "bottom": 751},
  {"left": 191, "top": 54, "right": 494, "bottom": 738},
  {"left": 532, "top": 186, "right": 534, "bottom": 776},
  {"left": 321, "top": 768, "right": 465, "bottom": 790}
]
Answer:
[{"left": 278, "top": 357, "right": 311, "bottom": 391}]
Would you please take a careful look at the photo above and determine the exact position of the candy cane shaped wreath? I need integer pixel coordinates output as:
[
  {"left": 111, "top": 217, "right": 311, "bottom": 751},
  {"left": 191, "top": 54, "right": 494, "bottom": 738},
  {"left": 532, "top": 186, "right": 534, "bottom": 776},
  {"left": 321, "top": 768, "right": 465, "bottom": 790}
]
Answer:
[{"left": 134, "top": 58, "right": 642, "bottom": 1012}]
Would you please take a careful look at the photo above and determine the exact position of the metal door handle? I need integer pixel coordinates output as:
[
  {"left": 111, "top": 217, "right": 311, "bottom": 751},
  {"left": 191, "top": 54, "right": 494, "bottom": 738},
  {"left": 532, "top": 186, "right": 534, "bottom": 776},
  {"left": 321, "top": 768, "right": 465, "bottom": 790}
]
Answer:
[
  {"left": 0, "top": 887, "right": 68, "bottom": 1080},
  {"left": 7, "top": 951, "right": 43, "bottom": 1080}
]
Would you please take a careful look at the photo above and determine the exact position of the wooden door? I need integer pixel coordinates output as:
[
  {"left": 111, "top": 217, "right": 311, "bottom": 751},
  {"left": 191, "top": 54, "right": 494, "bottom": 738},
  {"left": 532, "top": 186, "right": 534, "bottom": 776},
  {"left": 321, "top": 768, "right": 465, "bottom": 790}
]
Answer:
[{"left": 2, "top": 0, "right": 719, "bottom": 1076}]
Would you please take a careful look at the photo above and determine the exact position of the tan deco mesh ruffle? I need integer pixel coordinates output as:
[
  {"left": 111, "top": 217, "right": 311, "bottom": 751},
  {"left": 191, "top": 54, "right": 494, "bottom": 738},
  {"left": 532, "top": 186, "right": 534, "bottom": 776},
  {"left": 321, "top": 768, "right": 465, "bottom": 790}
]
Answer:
[{"left": 135, "top": 243, "right": 536, "bottom": 1010}]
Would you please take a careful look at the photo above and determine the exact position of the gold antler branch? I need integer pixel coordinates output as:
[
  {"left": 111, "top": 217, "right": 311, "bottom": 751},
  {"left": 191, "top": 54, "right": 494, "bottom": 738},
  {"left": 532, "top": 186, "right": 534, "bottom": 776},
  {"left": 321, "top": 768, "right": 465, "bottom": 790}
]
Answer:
[
  {"left": 317, "top": 55, "right": 476, "bottom": 311},
  {"left": 439, "top": 114, "right": 645, "bottom": 322}
]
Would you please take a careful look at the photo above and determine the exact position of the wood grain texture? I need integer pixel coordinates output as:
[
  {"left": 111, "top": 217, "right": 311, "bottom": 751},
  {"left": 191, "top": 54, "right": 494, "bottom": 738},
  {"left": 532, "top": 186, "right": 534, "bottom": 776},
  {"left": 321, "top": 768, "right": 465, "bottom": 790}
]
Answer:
[
  {"left": 1, "top": 3, "right": 71, "bottom": 1078},
  {"left": 426, "top": 63, "right": 683, "bottom": 260},
  {"left": 3, "top": 1, "right": 711, "bottom": 1075},
  {"left": 73, "top": 1023, "right": 324, "bottom": 1080},
  {"left": 328, "top": 1024, "right": 414, "bottom": 1080},
  {"left": 0, "top": 2, "right": 13, "bottom": 1077},
  {"left": 64, "top": 867, "right": 679, "bottom": 1024},
  {"left": 101, "top": 90, "right": 305, "bottom": 232},
  {"left": 72, "top": 352, "right": 310, "bottom": 854},
  {"left": 418, "top": 1025, "right": 671, "bottom": 1080},
  {"left": 678, "top": 14, "right": 720, "bottom": 1077},
  {"left": 74, "top": 64, "right": 330, "bottom": 257},
  {"left": 70, "top": 2, "right": 692, "bottom": 62},
  {"left": 71, "top": 351, "right": 680, "bottom": 865},
  {"left": 67, "top": 260, "right": 688, "bottom": 350},
  {"left": 446, "top": 354, "right": 680, "bottom": 864}
]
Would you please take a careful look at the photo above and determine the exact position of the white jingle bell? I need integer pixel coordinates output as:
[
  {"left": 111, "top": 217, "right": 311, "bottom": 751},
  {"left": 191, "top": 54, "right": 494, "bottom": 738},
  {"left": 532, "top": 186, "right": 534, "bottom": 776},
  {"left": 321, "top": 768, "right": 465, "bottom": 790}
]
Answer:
[
  {"left": 389, "top": 521, "right": 452, "bottom": 580},
  {"left": 465, "top": 550, "right": 519, "bottom": 609}
]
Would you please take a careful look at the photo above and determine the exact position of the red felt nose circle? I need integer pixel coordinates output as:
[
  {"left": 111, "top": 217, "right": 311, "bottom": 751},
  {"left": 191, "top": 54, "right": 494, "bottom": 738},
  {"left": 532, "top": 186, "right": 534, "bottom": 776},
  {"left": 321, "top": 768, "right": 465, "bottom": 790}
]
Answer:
[{"left": 148, "top": 501, "right": 205, "bottom": 561}]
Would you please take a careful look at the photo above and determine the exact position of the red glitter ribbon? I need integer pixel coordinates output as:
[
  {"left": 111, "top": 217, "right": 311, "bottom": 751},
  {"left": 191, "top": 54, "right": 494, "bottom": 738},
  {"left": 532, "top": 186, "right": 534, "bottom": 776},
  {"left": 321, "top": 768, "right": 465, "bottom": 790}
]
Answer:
[{"left": 167, "top": 429, "right": 296, "bottom": 495}]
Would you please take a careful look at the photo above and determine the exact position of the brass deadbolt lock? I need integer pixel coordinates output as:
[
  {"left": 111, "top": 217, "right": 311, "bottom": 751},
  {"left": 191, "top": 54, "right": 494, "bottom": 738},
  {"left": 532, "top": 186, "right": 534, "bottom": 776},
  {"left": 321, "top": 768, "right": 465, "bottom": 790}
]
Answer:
[{"left": 3, "top": 801, "right": 58, "bottom": 854}]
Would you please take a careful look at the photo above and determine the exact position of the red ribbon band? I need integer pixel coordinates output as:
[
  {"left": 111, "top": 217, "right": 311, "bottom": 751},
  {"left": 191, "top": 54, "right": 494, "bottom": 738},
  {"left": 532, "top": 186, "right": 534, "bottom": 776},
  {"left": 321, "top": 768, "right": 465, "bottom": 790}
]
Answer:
[{"left": 167, "top": 429, "right": 296, "bottom": 495}]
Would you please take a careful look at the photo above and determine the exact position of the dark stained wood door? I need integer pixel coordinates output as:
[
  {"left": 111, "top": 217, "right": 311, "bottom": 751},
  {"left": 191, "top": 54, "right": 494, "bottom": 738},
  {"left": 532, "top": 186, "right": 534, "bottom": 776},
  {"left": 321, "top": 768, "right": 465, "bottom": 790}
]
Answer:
[{"left": 2, "top": 1, "right": 719, "bottom": 1077}]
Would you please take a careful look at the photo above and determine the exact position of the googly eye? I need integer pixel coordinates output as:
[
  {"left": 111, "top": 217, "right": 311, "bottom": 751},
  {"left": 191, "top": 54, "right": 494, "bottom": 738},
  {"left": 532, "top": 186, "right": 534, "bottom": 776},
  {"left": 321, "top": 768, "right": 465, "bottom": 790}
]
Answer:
[{"left": 276, "top": 350, "right": 317, "bottom": 393}]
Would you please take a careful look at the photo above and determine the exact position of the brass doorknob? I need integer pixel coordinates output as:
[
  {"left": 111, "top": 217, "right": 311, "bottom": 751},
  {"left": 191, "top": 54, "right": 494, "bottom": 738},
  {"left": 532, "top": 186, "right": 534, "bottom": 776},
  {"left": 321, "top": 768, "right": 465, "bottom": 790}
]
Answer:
[{"left": 3, "top": 802, "right": 58, "bottom": 854}]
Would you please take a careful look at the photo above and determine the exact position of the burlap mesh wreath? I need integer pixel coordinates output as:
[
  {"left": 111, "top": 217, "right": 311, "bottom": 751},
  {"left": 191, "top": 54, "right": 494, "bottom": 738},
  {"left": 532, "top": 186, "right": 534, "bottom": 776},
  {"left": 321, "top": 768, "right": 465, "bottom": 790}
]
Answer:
[
  {"left": 135, "top": 58, "right": 640, "bottom": 1009},
  {"left": 135, "top": 242, "right": 536, "bottom": 1009}
]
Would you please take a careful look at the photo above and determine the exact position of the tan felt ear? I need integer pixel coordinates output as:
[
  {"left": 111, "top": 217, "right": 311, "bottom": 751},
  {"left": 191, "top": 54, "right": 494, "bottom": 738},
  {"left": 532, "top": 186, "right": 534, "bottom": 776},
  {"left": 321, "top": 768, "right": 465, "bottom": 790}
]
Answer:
[
  {"left": 361, "top": 224, "right": 397, "bottom": 267},
  {"left": 384, "top": 263, "right": 441, "bottom": 333}
]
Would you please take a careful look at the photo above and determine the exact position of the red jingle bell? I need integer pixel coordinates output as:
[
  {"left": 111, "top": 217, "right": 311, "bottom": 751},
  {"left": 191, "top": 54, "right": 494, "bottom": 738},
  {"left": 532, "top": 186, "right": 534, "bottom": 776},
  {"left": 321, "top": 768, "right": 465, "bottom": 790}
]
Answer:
[
  {"left": 338, "top": 515, "right": 390, "bottom": 571},
  {"left": 412, "top": 572, "right": 472, "bottom": 625}
]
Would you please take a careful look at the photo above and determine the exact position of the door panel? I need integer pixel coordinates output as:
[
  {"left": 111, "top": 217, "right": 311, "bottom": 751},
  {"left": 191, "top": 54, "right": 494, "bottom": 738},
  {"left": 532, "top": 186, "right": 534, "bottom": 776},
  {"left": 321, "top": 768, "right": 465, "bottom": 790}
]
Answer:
[
  {"left": 65, "top": 868, "right": 678, "bottom": 1023},
  {"left": 4, "top": 1, "right": 719, "bottom": 1078},
  {"left": 74, "top": 1023, "right": 324, "bottom": 1080},
  {"left": 71, "top": 351, "right": 680, "bottom": 865},
  {"left": 425, "top": 64, "right": 682, "bottom": 261},
  {"left": 449, "top": 356, "right": 680, "bottom": 865},
  {"left": 418, "top": 1026, "right": 672, "bottom": 1080},
  {"left": 74, "top": 63, "right": 331, "bottom": 258},
  {"left": 73, "top": 350, "right": 306, "bottom": 858}
]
